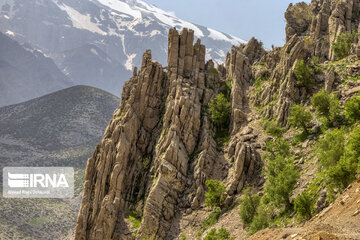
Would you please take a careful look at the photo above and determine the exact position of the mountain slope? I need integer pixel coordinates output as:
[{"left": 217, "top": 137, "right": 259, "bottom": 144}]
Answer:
[
  {"left": 0, "top": 85, "right": 119, "bottom": 240},
  {"left": 0, "top": 0, "right": 246, "bottom": 98},
  {"left": 0, "top": 85, "right": 119, "bottom": 169},
  {"left": 0, "top": 32, "right": 72, "bottom": 107}
]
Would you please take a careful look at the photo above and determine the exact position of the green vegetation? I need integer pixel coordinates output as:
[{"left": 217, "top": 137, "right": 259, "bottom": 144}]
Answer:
[
  {"left": 345, "top": 94, "right": 360, "bottom": 124},
  {"left": 204, "top": 227, "right": 231, "bottom": 240},
  {"left": 208, "top": 93, "right": 231, "bottom": 149},
  {"left": 180, "top": 233, "right": 187, "bottom": 240},
  {"left": 239, "top": 188, "right": 261, "bottom": 227},
  {"left": 208, "top": 93, "right": 231, "bottom": 128},
  {"left": 205, "top": 180, "right": 226, "bottom": 209},
  {"left": 199, "top": 208, "right": 222, "bottom": 236},
  {"left": 127, "top": 210, "right": 142, "bottom": 229},
  {"left": 294, "top": 60, "right": 314, "bottom": 88},
  {"left": 288, "top": 104, "right": 312, "bottom": 135},
  {"left": 315, "top": 126, "right": 360, "bottom": 200},
  {"left": 239, "top": 137, "right": 299, "bottom": 235},
  {"left": 294, "top": 191, "right": 315, "bottom": 220},
  {"left": 248, "top": 204, "right": 271, "bottom": 235},
  {"left": 264, "top": 154, "right": 299, "bottom": 208},
  {"left": 311, "top": 89, "right": 341, "bottom": 126},
  {"left": 262, "top": 120, "right": 285, "bottom": 137},
  {"left": 29, "top": 217, "right": 50, "bottom": 226},
  {"left": 332, "top": 31, "right": 357, "bottom": 60}
]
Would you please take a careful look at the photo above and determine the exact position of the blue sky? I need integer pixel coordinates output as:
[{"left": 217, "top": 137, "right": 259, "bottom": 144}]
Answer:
[{"left": 145, "top": 0, "right": 311, "bottom": 48}]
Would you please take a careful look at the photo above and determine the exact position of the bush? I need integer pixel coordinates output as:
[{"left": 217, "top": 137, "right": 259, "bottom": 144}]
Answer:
[
  {"left": 288, "top": 104, "right": 312, "bottom": 134},
  {"left": 127, "top": 210, "right": 142, "bottom": 229},
  {"left": 316, "top": 126, "right": 360, "bottom": 198},
  {"left": 294, "top": 60, "right": 314, "bottom": 88},
  {"left": 265, "top": 138, "right": 290, "bottom": 160},
  {"left": 201, "top": 207, "right": 222, "bottom": 232},
  {"left": 332, "top": 31, "right": 357, "bottom": 60},
  {"left": 294, "top": 192, "right": 314, "bottom": 220},
  {"left": 180, "top": 234, "right": 187, "bottom": 240},
  {"left": 316, "top": 128, "right": 345, "bottom": 168},
  {"left": 239, "top": 188, "right": 261, "bottom": 227},
  {"left": 263, "top": 120, "right": 285, "bottom": 137},
  {"left": 209, "top": 93, "right": 231, "bottom": 128},
  {"left": 205, "top": 180, "right": 226, "bottom": 209},
  {"left": 204, "top": 227, "right": 231, "bottom": 240},
  {"left": 249, "top": 204, "right": 270, "bottom": 235},
  {"left": 345, "top": 94, "right": 360, "bottom": 124},
  {"left": 265, "top": 155, "right": 299, "bottom": 208},
  {"left": 311, "top": 89, "right": 340, "bottom": 125}
]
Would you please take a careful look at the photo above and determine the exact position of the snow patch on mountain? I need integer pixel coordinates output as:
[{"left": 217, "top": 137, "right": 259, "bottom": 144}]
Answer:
[
  {"left": 125, "top": 53, "right": 137, "bottom": 70},
  {"left": 58, "top": 3, "right": 107, "bottom": 35},
  {"left": 97, "top": 0, "right": 142, "bottom": 19}
]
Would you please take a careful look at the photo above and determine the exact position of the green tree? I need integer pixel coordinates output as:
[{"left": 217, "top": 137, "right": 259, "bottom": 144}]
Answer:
[
  {"left": 294, "top": 191, "right": 314, "bottom": 220},
  {"left": 263, "top": 120, "right": 285, "bottom": 137},
  {"left": 208, "top": 93, "right": 231, "bottom": 128},
  {"left": 265, "top": 155, "right": 299, "bottom": 208},
  {"left": 311, "top": 89, "right": 340, "bottom": 125},
  {"left": 249, "top": 204, "right": 270, "bottom": 235},
  {"left": 316, "top": 128, "right": 345, "bottom": 168},
  {"left": 332, "top": 31, "right": 357, "bottom": 60},
  {"left": 204, "top": 227, "right": 231, "bottom": 240},
  {"left": 239, "top": 188, "right": 261, "bottom": 227},
  {"left": 265, "top": 138, "right": 290, "bottom": 160},
  {"left": 288, "top": 104, "right": 312, "bottom": 134},
  {"left": 205, "top": 180, "right": 226, "bottom": 209},
  {"left": 294, "top": 60, "right": 314, "bottom": 88},
  {"left": 345, "top": 94, "right": 360, "bottom": 124}
]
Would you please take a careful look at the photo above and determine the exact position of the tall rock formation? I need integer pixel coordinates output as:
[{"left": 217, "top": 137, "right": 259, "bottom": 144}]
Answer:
[{"left": 75, "top": 27, "right": 263, "bottom": 240}]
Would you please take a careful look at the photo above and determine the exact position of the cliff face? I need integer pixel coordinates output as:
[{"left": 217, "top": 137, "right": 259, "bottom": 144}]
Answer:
[{"left": 75, "top": 1, "right": 360, "bottom": 239}]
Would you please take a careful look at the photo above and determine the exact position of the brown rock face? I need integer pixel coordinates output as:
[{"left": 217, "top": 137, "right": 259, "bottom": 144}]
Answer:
[
  {"left": 75, "top": 27, "right": 265, "bottom": 239},
  {"left": 226, "top": 38, "right": 265, "bottom": 133}
]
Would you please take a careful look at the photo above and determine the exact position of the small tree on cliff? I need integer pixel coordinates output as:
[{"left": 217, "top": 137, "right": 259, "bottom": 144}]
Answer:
[{"left": 288, "top": 104, "right": 312, "bottom": 135}]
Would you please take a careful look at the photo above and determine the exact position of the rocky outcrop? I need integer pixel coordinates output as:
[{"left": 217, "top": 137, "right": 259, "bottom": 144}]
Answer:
[
  {"left": 226, "top": 38, "right": 265, "bottom": 133},
  {"left": 285, "top": 2, "right": 313, "bottom": 41},
  {"left": 75, "top": 27, "right": 266, "bottom": 239},
  {"left": 75, "top": 49, "right": 168, "bottom": 240}
]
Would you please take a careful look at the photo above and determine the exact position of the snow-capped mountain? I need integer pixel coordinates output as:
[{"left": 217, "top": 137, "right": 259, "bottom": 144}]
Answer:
[{"left": 0, "top": 0, "right": 246, "bottom": 97}]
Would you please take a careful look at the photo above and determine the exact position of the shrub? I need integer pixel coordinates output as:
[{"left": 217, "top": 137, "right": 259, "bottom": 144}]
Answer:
[
  {"left": 265, "top": 155, "right": 299, "bottom": 208},
  {"left": 311, "top": 89, "right": 340, "bottom": 125},
  {"left": 288, "top": 104, "right": 312, "bottom": 134},
  {"left": 294, "top": 60, "right": 314, "bottom": 88},
  {"left": 316, "top": 128, "right": 345, "bottom": 168},
  {"left": 345, "top": 94, "right": 360, "bottom": 124},
  {"left": 249, "top": 204, "right": 270, "bottom": 235},
  {"left": 205, "top": 180, "right": 226, "bottom": 209},
  {"left": 317, "top": 126, "right": 360, "bottom": 197},
  {"left": 204, "top": 227, "right": 231, "bottom": 240},
  {"left": 265, "top": 138, "right": 290, "bottom": 160},
  {"left": 332, "top": 31, "right": 357, "bottom": 60},
  {"left": 209, "top": 93, "right": 231, "bottom": 128},
  {"left": 239, "top": 188, "right": 261, "bottom": 227},
  {"left": 180, "top": 234, "right": 187, "bottom": 240},
  {"left": 127, "top": 210, "right": 142, "bottom": 229},
  {"left": 294, "top": 191, "right": 314, "bottom": 220},
  {"left": 201, "top": 207, "right": 222, "bottom": 231},
  {"left": 263, "top": 120, "right": 285, "bottom": 137},
  {"left": 335, "top": 125, "right": 360, "bottom": 186}
]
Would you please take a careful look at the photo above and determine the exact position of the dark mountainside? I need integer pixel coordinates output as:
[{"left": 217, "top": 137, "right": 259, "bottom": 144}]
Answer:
[
  {"left": 0, "top": 85, "right": 119, "bottom": 240},
  {"left": 0, "top": 32, "right": 73, "bottom": 107},
  {"left": 74, "top": 0, "right": 360, "bottom": 239}
]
